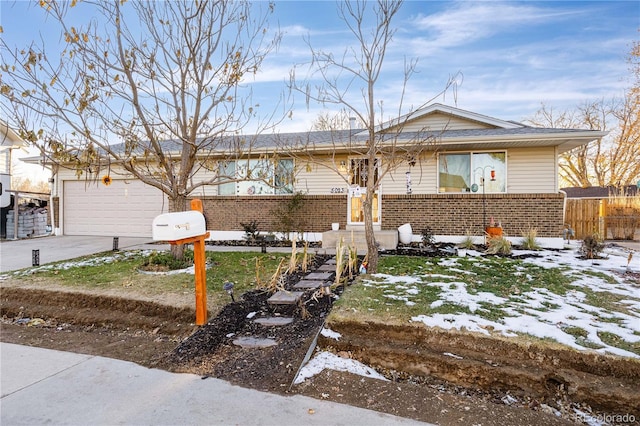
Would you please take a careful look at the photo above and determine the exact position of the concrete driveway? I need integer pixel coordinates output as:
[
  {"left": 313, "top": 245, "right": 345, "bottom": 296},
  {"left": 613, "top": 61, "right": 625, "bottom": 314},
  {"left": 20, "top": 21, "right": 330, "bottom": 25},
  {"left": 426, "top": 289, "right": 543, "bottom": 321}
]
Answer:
[{"left": 0, "top": 235, "right": 159, "bottom": 273}]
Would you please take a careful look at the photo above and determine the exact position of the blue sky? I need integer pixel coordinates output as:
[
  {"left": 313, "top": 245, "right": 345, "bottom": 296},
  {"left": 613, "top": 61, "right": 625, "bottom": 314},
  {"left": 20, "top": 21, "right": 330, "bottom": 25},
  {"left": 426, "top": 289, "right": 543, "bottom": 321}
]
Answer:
[
  {"left": 1, "top": 0, "right": 638, "bottom": 178},
  {"left": 266, "top": 0, "right": 639, "bottom": 129}
]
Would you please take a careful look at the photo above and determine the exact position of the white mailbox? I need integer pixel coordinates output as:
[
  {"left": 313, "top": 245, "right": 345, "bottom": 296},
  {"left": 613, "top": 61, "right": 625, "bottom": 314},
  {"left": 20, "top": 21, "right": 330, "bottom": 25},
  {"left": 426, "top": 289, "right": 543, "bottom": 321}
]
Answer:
[{"left": 152, "top": 211, "right": 206, "bottom": 241}]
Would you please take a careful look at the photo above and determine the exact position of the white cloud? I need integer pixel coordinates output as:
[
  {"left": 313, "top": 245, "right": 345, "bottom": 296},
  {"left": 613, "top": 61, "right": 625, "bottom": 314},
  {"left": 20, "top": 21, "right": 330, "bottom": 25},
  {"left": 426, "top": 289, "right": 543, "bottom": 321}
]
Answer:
[{"left": 408, "top": 2, "right": 586, "bottom": 49}]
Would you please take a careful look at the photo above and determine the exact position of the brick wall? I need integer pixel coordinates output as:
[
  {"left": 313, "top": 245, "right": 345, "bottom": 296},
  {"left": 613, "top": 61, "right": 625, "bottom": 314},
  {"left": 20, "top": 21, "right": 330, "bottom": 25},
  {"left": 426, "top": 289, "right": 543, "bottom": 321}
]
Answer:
[
  {"left": 383, "top": 193, "right": 565, "bottom": 237},
  {"left": 197, "top": 193, "right": 564, "bottom": 238},
  {"left": 199, "top": 195, "right": 346, "bottom": 233}
]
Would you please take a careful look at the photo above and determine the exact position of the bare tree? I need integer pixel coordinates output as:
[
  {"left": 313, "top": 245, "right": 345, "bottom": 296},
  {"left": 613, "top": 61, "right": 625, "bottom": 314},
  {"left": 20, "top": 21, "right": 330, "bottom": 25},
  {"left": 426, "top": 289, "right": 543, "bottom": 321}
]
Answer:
[
  {"left": 11, "top": 176, "right": 50, "bottom": 194},
  {"left": 311, "top": 108, "right": 362, "bottom": 131},
  {"left": 283, "top": 0, "right": 457, "bottom": 273},
  {"left": 528, "top": 97, "right": 638, "bottom": 188},
  {"left": 1, "top": 0, "right": 282, "bottom": 256},
  {"left": 527, "top": 42, "right": 639, "bottom": 188}
]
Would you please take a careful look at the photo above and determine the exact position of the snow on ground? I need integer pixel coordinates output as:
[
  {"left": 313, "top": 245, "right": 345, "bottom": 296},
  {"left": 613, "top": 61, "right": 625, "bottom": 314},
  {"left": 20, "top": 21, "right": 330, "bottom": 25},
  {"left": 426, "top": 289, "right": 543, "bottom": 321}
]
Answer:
[
  {"left": 297, "top": 242, "right": 640, "bottom": 383},
  {"left": 415, "top": 245, "right": 640, "bottom": 359},
  {"left": 293, "top": 351, "right": 388, "bottom": 385},
  {"left": 4, "top": 250, "right": 156, "bottom": 277}
]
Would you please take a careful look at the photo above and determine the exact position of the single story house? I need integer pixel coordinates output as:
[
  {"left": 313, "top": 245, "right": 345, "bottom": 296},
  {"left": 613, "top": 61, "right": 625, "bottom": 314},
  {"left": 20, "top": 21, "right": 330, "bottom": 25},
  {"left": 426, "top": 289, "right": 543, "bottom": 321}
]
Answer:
[{"left": 37, "top": 104, "right": 607, "bottom": 248}]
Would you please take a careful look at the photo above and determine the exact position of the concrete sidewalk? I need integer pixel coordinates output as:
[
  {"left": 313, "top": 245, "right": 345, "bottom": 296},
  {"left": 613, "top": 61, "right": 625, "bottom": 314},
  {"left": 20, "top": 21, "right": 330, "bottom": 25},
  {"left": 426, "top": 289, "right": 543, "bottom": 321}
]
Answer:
[
  {"left": 0, "top": 343, "right": 428, "bottom": 426},
  {"left": 0, "top": 235, "right": 161, "bottom": 273},
  {"left": 0, "top": 235, "right": 302, "bottom": 273}
]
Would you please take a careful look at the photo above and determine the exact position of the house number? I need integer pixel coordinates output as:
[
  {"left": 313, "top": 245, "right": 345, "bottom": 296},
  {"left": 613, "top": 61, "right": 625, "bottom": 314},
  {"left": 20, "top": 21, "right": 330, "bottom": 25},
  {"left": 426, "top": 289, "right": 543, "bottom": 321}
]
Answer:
[{"left": 330, "top": 187, "right": 346, "bottom": 193}]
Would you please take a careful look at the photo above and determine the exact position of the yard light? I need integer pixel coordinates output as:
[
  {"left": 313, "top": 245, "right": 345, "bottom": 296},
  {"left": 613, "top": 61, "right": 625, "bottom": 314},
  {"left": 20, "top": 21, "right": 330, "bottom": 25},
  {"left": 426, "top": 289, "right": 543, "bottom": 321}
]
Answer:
[{"left": 223, "top": 281, "right": 235, "bottom": 302}]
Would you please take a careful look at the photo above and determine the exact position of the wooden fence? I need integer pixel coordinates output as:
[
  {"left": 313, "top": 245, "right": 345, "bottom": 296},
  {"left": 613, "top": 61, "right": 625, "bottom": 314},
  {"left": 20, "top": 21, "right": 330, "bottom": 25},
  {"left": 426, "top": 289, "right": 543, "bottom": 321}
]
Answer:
[{"left": 565, "top": 196, "right": 640, "bottom": 240}]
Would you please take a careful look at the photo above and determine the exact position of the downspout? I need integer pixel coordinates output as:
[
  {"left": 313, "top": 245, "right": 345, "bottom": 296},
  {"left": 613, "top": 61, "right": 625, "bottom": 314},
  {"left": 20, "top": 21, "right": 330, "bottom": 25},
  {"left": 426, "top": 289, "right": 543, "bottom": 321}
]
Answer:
[
  {"left": 556, "top": 146, "right": 566, "bottom": 227},
  {"left": 43, "top": 159, "right": 57, "bottom": 236},
  {"left": 49, "top": 177, "right": 55, "bottom": 235},
  {"left": 559, "top": 189, "right": 567, "bottom": 227}
]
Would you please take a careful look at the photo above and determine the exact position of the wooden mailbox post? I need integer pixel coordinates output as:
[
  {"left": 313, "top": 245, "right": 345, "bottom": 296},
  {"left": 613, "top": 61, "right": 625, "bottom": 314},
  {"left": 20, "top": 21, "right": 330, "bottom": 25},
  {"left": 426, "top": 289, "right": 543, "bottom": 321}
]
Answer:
[{"left": 152, "top": 199, "right": 209, "bottom": 325}]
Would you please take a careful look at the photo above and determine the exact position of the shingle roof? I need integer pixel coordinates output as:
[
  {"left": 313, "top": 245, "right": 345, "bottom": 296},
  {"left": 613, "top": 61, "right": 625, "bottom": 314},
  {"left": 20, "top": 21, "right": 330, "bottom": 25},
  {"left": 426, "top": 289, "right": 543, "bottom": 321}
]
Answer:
[{"left": 108, "top": 126, "right": 599, "bottom": 156}]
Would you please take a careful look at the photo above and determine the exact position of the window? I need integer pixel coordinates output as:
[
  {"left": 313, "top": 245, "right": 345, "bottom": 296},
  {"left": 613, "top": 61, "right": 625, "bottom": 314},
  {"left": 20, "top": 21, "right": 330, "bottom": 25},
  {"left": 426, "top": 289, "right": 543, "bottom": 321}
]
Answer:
[
  {"left": 218, "top": 158, "right": 294, "bottom": 195},
  {"left": 217, "top": 161, "right": 235, "bottom": 195},
  {"left": 438, "top": 152, "right": 506, "bottom": 193}
]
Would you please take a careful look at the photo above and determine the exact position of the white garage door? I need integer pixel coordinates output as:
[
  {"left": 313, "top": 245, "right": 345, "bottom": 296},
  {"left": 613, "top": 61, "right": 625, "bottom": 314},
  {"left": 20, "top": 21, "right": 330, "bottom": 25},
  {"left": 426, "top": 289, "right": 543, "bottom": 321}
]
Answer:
[{"left": 63, "top": 179, "right": 167, "bottom": 237}]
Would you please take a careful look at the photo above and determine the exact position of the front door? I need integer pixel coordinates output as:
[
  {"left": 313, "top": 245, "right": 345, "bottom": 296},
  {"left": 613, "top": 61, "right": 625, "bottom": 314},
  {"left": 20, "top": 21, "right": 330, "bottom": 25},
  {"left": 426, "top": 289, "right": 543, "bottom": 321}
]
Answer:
[{"left": 348, "top": 158, "right": 380, "bottom": 227}]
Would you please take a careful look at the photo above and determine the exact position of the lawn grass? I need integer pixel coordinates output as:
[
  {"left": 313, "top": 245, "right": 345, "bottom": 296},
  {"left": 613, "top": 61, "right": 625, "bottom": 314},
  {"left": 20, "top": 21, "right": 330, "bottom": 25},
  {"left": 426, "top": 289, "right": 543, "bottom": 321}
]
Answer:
[
  {"left": 4, "top": 249, "right": 293, "bottom": 314},
  {"left": 4, "top": 248, "right": 638, "bottom": 357},
  {"left": 330, "top": 253, "right": 640, "bottom": 357}
]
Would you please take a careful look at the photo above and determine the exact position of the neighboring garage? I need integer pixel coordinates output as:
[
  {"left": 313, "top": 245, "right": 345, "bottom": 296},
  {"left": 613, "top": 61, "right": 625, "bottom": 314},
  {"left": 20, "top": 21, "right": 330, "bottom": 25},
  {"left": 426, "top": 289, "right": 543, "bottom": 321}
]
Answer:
[{"left": 63, "top": 179, "right": 167, "bottom": 237}]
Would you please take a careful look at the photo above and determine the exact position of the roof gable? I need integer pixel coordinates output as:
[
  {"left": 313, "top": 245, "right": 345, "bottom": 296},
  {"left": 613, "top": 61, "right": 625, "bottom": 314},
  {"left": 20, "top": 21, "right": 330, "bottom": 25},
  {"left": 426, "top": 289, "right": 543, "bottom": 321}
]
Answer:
[
  {"left": 1, "top": 120, "right": 26, "bottom": 149},
  {"left": 366, "top": 103, "right": 524, "bottom": 135}
]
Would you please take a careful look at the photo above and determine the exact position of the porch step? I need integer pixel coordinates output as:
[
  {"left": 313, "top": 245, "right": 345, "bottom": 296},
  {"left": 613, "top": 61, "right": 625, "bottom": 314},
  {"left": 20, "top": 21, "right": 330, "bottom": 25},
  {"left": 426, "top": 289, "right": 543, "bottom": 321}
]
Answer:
[
  {"left": 267, "top": 290, "right": 304, "bottom": 305},
  {"left": 322, "top": 230, "right": 398, "bottom": 252},
  {"left": 254, "top": 317, "right": 294, "bottom": 326}
]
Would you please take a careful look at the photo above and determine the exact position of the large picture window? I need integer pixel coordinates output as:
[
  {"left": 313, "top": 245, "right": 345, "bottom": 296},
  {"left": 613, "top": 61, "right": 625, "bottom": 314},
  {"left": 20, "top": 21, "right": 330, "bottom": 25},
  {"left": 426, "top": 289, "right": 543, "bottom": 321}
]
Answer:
[
  {"left": 438, "top": 152, "right": 506, "bottom": 193},
  {"left": 218, "top": 158, "right": 294, "bottom": 195}
]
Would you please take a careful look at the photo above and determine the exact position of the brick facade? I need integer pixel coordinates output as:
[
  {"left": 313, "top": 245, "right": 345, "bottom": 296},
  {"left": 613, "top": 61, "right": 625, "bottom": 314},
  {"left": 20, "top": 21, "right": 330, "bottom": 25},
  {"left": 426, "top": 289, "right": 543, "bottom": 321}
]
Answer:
[
  {"left": 197, "top": 193, "right": 565, "bottom": 238},
  {"left": 200, "top": 195, "right": 346, "bottom": 233},
  {"left": 382, "top": 193, "right": 565, "bottom": 238}
]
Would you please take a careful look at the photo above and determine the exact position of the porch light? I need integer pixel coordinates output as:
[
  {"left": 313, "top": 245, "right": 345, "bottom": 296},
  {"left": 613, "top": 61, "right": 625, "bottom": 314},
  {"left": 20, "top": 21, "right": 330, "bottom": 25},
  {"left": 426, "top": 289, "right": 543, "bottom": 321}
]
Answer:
[{"left": 339, "top": 161, "right": 347, "bottom": 172}]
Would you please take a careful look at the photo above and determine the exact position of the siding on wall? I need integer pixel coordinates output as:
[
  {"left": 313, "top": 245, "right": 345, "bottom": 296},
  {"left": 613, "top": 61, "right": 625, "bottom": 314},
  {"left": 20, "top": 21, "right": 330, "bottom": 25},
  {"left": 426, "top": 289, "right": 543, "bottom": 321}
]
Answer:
[
  {"left": 387, "top": 112, "right": 495, "bottom": 132},
  {"left": 382, "top": 161, "right": 438, "bottom": 195},
  {"left": 294, "top": 159, "right": 349, "bottom": 195},
  {"left": 507, "top": 146, "right": 557, "bottom": 193},
  {"left": 190, "top": 168, "right": 219, "bottom": 196},
  {"left": 380, "top": 147, "right": 558, "bottom": 196}
]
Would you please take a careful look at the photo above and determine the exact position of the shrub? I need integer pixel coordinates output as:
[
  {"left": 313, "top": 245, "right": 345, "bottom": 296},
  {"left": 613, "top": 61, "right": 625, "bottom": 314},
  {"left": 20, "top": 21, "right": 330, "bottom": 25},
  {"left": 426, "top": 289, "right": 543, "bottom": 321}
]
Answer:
[
  {"left": 520, "top": 228, "right": 541, "bottom": 250},
  {"left": 270, "top": 191, "right": 307, "bottom": 241},
  {"left": 580, "top": 233, "right": 604, "bottom": 259},
  {"left": 421, "top": 226, "right": 435, "bottom": 247},
  {"left": 140, "top": 249, "right": 194, "bottom": 271},
  {"left": 459, "top": 230, "right": 476, "bottom": 249},
  {"left": 486, "top": 236, "right": 512, "bottom": 255},
  {"left": 240, "top": 220, "right": 262, "bottom": 243}
]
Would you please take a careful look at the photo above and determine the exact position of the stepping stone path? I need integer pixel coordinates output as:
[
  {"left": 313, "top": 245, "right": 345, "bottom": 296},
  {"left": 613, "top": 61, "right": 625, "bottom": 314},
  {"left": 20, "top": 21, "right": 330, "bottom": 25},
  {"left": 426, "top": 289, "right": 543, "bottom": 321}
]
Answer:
[
  {"left": 293, "top": 280, "right": 325, "bottom": 290},
  {"left": 267, "top": 290, "right": 304, "bottom": 305},
  {"left": 234, "top": 258, "right": 340, "bottom": 355},
  {"left": 254, "top": 317, "right": 294, "bottom": 326},
  {"left": 303, "top": 271, "right": 334, "bottom": 281},
  {"left": 316, "top": 263, "right": 336, "bottom": 271}
]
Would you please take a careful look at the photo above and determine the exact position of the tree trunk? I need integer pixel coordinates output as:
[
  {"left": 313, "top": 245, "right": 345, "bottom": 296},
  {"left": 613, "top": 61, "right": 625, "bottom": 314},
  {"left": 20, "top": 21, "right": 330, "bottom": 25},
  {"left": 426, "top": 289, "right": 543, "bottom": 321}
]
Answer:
[
  {"left": 363, "top": 185, "right": 379, "bottom": 274},
  {"left": 169, "top": 195, "right": 189, "bottom": 260},
  {"left": 363, "top": 153, "right": 378, "bottom": 274}
]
